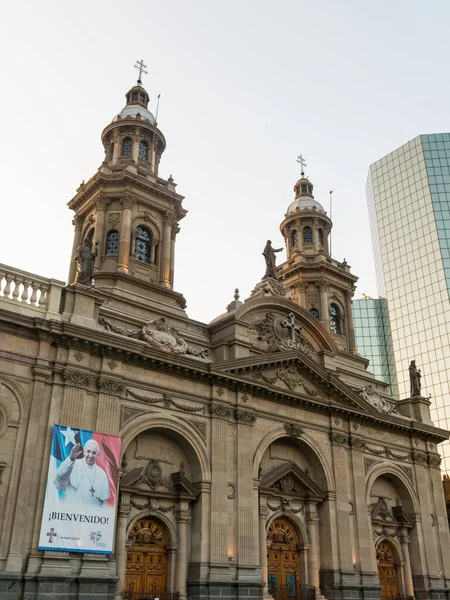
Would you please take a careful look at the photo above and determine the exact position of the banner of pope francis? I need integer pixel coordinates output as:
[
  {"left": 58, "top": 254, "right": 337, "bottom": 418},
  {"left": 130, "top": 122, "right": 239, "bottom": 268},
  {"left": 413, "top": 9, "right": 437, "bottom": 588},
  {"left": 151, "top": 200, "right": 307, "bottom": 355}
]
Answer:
[{"left": 38, "top": 425, "right": 121, "bottom": 553}]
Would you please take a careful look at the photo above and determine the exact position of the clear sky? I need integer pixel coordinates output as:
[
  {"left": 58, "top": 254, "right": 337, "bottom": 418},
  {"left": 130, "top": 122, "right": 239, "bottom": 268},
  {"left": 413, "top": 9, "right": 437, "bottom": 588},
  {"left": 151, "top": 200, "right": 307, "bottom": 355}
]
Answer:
[{"left": 1, "top": 0, "right": 449, "bottom": 323}]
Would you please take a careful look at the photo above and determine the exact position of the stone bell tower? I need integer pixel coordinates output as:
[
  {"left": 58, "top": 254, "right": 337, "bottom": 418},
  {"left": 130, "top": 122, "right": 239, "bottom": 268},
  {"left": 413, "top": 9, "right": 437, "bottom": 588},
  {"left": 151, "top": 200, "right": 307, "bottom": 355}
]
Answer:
[
  {"left": 277, "top": 168, "right": 358, "bottom": 353},
  {"left": 67, "top": 68, "right": 186, "bottom": 304}
]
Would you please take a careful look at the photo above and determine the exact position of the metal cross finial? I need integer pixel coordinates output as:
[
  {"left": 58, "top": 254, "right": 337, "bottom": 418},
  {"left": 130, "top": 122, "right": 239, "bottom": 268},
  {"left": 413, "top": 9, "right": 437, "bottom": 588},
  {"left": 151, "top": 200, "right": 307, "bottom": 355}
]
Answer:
[
  {"left": 134, "top": 59, "right": 148, "bottom": 84},
  {"left": 297, "top": 155, "right": 307, "bottom": 175}
]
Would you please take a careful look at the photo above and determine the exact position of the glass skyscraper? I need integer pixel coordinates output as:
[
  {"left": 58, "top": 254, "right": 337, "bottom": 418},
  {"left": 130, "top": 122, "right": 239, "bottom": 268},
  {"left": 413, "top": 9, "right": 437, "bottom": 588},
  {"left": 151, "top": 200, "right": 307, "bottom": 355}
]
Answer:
[
  {"left": 353, "top": 297, "right": 399, "bottom": 398},
  {"left": 367, "top": 133, "right": 450, "bottom": 471}
]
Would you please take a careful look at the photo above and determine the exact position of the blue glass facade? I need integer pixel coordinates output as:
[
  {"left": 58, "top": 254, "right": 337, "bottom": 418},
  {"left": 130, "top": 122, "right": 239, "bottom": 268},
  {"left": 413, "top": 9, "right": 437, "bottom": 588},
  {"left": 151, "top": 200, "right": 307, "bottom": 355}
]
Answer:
[
  {"left": 367, "top": 134, "right": 450, "bottom": 471},
  {"left": 353, "top": 298, "right": 398, "bottom": 398}
]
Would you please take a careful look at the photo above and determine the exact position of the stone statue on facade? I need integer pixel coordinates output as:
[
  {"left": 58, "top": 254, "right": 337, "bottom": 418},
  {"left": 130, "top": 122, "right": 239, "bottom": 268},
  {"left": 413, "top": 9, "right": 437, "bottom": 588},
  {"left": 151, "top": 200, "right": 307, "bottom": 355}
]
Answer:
[
  {"left": 74, "top": 238, "right": 98, "bottom": 286},
  {"left": 263, "top": 240, "right": 283, "bottom": 279},
  {"left": 409, "top": 360, "right": 422, "bottom": 397}
]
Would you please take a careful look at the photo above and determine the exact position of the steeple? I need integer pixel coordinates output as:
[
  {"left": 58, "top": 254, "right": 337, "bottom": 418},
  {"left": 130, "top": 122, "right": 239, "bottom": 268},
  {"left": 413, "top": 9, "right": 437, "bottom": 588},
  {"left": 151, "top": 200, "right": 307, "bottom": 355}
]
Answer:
[
  {"left": 66, "top": 65, "right": 187, "bottom": 315},
  {"left": 277, "top": 161, "right": 358, "bottom": 354}
]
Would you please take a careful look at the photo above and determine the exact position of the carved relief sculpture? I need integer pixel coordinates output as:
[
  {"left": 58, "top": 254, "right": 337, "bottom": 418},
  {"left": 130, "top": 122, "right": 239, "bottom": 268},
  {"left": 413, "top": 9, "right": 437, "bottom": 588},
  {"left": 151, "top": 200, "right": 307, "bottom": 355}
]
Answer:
[{"left": 250, "top": 312, "right": 315, "bottom": 354}]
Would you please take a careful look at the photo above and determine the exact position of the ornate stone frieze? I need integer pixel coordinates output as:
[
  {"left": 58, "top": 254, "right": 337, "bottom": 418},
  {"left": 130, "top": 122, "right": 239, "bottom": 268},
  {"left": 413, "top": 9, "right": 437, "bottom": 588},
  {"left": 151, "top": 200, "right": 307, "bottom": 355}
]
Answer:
[
  {"left": 235, "top": 408, "right": 256, "bottom": 425},
  {"left": 99, "top": 316, "right": 209, "bottom": 359},
  {"left": 97, "top": 377, "right": 125, "bottom": 395},
  {"left": 412, "top": 450, "right": 428, "bottom": 464},
  {"left": 349, "top": 436, "right": 365, "bottom": 450},
  {"left": 387, "top": 449, "right": 410, "bottom": 461},
  {"left": 329, "top": 431, "right": 349, "bottom": 447},
  {"left": 358, "top": 385, "right": 398, "bottom": 415},
  {"left": 284, "top": 423, "right": 304, "bottom": 437},
  {"left": 127, "top": 389, "right": 204, "bottom": 413},
  {"left": 365, "top": 444, "right": 386, "bottom": 456},
  {"left": 428, "top": 454, "right": 442, "bottom": 468},
  {"left": 62, "top": 368, "right": 94, "bottom": 389},
  {"left": 210, "top": 403, "right": 233, "bottom": 419},
  {"left": 249, "top": 312, "right": 316, "bottom": 354},
  {"left": 121, "top": 406, "right": 146, "bottom": 428},
  {"left": 252, "top": 365, "right": 322, "bottom": 397},
  {"left": 364, "top": 458, "right": 382, "bottom": 474},
  {"left": 121, "top": 460, "right": 173, "bottom": 492},
  {"left": 373, "top": 525, "right": 398, "bottom": 541}
]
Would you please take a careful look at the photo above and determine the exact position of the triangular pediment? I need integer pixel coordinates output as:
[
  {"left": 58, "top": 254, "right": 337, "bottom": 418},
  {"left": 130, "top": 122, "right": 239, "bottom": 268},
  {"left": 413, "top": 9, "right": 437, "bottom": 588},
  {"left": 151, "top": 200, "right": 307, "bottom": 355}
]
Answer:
[
  {"left": 261, "top": 462, "right": 326, "bottom": 501},
  {"left": 213, "top": 351, "right": 380, "bottom": 415}
]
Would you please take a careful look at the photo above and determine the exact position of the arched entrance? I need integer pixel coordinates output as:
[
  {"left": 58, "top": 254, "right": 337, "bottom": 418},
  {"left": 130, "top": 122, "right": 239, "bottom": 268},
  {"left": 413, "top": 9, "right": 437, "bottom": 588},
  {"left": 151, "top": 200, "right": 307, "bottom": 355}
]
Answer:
[
  {"left": 376, "top": 540, "right": 399, "bottom": 600},
  {"left": 126, "top": 517, "right": 168, "bottom": 596},
  {"left": 267, "top": 517, "right": 301, "bottom": 597}
]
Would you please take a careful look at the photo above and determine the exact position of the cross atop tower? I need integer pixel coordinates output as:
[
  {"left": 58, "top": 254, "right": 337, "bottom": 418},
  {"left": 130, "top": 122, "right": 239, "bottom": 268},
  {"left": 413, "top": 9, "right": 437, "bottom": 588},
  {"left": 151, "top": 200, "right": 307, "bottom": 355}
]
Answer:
[
  {"left": 297, "top": 154, "right": 307, "bottom": 176},
  {"left": 134, "top": 59, "right": 148, "bottom": 85}
]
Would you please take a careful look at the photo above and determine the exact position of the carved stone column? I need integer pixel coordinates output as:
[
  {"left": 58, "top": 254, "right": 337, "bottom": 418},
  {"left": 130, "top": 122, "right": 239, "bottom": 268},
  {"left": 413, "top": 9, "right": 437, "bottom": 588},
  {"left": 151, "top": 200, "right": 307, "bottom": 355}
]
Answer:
[
  {"left": 259, "top": 506, "right": 269, "bottom": 589},
  {"left": 159, "top": 212, "right": 173, "bottom": 288},
  {"left": 170, "top": 227, "right": 179, "bottom": 288},
  {"left": 400, "top": 530, "right": 414, "bottom": 597},
  {"left": 94, "top": 195, "right": 111, "bottom": 271},
  {"left": 118, "top": 195, "right": 134, "bottom": 273},
  {"left": 176, "top": 507, "right": 190, "bottom": 599},
  {"left": 345, "top": 290, "right": 357, "bottom": 352},
  {"left": 132, "top": 128, "right": 140, "bottom": 163},
  {"left": 306, "top": 503, "right": 320, "bottom": 588},
  {"left": 298, "top": 281, "right": 307, "bottom": 309},
  {"left": 319, "top": 280, "right": 330, "bottom": 331},
  {"left": 68, "top": 216, "right": 83, "bottom": 283},
  {"left": 313, "top": 218, "right": 320, "bottom": 253},
  {"left": 115, "top": 495, "right": 131, "bottom": 597},
  {"left": 166, "top": 546, "right": 177, "bottom": 591},
  {"left": 112, "top": 133, "right": 120, "bottom": 164}
]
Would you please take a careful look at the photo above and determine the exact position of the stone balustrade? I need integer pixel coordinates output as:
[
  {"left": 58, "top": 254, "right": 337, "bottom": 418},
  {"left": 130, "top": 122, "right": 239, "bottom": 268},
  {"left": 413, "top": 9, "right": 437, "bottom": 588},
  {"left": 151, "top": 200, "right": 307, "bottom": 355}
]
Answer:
[{"left": 0, "top": 263, "right": 65, "bottom": 320}]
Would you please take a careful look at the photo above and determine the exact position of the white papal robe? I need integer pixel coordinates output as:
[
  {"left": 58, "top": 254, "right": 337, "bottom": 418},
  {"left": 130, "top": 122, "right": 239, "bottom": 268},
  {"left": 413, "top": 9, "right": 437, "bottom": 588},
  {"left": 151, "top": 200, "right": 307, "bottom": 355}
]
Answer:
[{"left": 54, "top": 457, "right": 110, "bottom": 507}]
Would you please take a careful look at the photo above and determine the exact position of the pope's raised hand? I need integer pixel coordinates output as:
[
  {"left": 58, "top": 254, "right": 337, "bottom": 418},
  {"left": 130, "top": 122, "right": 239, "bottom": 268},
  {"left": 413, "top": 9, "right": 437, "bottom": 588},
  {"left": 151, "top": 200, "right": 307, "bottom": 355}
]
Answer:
[{"left": 69, "top": 443, "right": 83, "bottom": 461}]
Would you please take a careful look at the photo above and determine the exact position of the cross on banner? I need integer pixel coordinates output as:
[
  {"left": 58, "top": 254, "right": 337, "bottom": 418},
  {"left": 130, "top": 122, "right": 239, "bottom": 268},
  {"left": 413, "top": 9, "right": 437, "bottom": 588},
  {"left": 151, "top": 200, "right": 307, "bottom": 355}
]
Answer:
[
  {"left": 281, "top": 313, "right": 302, "bottom": 342},
  {"left": 47, "top": 528, "right": 57, "bottom": 543}
]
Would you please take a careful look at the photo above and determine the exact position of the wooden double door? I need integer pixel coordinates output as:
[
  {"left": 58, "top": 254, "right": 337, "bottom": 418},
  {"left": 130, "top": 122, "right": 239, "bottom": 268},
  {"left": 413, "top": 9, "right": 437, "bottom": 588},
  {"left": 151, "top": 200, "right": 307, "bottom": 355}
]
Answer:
[
  {"left": 377, "top": 540, "right": 399, "bottom": 600},
  {"left": 267, "top": 518, "right": 301, "bottom": 597},
  {"left": 126, "top": 517, "right": 168, "bottom": 596}
]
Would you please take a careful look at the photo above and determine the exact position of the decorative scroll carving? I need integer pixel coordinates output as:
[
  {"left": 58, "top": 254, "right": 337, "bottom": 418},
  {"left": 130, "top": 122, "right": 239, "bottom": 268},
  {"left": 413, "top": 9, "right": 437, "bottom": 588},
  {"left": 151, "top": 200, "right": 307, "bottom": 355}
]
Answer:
[
  {"left": 62, "top": 369, "right": 94, "bottom": 388},
  {"left": 387, "top": 449, "right": 410, "bottom": 461},
  {"left": 349, "top": 437, "right": 365, "bottom": 450},
  {"left": 284, "top": 423, "right": 304, "bottom": 437},
  {"left": 252, "top": 365, "right": 322, "bottom": 397},
  {"left": 99, "top": 316, "right": 209, "bottom": 359},
  {"left": 329, "top": 432, "right": 349, "bottom": 447},
  {"left": 364, "top": 458, "right": 382, "bottom": 474},
  {"left": 121, "top": 460, "right": 173, "bottom": 492},
  {"left": 227, "top": 483, "right": 236, "bottom": 499},
  {"left": 365, "top": 444, "right": 386, "bottom": 456},
  {"left": 189, "top": 421, "right": 206, "bottom": 439},
  {"left": 121, "top": 406, "right": 146, "bottom": 428},
  {"left": 428, "top": 454, "right": 442, "bottom": 468},
  {"left": 235, "top": 408, "right": 256, "bottom": 425},
  {"left": 97, "top": 377, "right": 125, "bottom": 395},
  {"left": 127, "top": 389, "right": 203, "bottom": 412},
  {"left": 210, "top": 403, "right": 233, "bottom": 418},
  {"left": 412, "top": 450, "right": 427, "bottom": 464},
  {"left": 373, "top": 526, "right": 398, "bottom": 542},
  {"left": 359, "top": 385, "right": 398, "bottom": 415},
  {"left": 249, "top": 312, "right": 316, "bottom": 354}
]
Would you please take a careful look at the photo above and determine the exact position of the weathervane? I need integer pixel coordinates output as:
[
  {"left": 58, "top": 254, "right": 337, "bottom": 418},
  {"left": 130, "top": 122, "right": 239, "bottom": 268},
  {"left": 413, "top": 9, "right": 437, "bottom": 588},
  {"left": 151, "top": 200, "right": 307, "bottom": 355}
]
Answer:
[
  {"left": 135, "top": 59, "right": 148, "bottom": 84},
  {"left": 297, "top": 154, "right": 307, "bottom": 176}
]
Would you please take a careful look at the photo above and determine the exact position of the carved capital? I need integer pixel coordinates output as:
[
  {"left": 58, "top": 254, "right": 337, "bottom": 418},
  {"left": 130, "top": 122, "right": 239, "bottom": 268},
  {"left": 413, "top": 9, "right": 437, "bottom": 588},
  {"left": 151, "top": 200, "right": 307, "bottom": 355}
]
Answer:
[
  {"left": 72, "top": 215, "right": 83, "bottom": 230},
  {"left": 210, "top": 403, "right": 233, "bottom": 419},
  {"left": 329, "top": 431, "right": 349, "bottom": 447},
  {"left": 349, "top": 436, "right": 365, "bottom": 450},
  {"left": 412, "top": 450, "right": 428, "bottom": 465},
  {"left": 235, "top": 408, "right": 256, "bottom": 425},
  {"left": 62, "top": 368, "right": 94, "bottom": 389},
  {"left": 284, "top": 423, "right": 304, "bottom": 437},
  {"left": 163, "top": 211, "right": 174, "bottom": 227},
  {"left": 427, "top": 454, "right": 442, "bottom": 468},
  {"left": 121, "top": 194, "right": 136, "bottom": 210},
  {"left": 94, "top": 194, "right": 111, "bottom": 211},
  {"left": 97, "top": 377, "right": 126, "bottom": 396}
]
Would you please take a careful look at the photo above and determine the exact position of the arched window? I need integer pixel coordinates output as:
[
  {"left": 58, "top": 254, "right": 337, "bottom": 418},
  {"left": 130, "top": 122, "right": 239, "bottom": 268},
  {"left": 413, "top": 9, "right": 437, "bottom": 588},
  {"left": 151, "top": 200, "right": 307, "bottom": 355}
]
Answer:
[
  {"left": 329, "top": 303, "right": 341, "bottom": 335},
  {"left": 105, "top": 230, "right": 119, "bottom": 256},
  {"left": 303, "top": 226, "right": 313, "bottom": 244},
  {"left": 318, "top": 228, "right": 324, "bottom": 245},
  {"left": 291, "top": 229, "right": 298, "bottom": 248},
  {"left": 135, "top": 225, "right": 151, "bottom": 263},
  {"left": 139, "top": 140, "right": 148, "bottom": 161},
  {"left": 121, "top": 138, "right": 132, "bottom": 157},
  {"left": 310, "top": 308, "right": 320, "bottom": 320}
]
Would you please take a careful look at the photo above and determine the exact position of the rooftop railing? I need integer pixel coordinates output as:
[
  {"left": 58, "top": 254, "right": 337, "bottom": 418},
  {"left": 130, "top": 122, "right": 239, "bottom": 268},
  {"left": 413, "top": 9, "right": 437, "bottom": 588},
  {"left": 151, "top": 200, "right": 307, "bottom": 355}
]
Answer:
[{"left": 0, "top": 263, "right": 65, "bottom": 320}]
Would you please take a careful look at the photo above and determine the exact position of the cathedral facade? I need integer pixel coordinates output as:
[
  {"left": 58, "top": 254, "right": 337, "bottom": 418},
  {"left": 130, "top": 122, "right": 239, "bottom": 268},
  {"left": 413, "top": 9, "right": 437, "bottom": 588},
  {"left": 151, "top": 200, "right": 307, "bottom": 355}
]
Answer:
[{"left": 0, "top": 79, "right": 449, "bottom": 600}]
